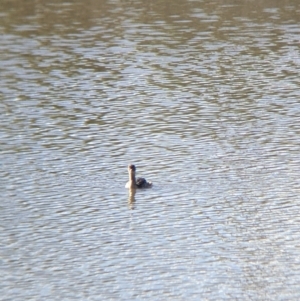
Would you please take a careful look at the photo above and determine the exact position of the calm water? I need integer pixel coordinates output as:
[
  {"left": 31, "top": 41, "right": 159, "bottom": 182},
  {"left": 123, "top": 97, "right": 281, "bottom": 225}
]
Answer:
[{"left": 1, "top": 0, "right": 300, "bottom": 300}]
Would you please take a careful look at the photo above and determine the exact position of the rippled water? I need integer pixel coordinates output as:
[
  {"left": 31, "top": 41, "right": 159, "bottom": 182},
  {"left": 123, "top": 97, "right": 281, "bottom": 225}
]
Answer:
[{"left": 1, "top": 0, "right": 300, "bottom": 300}]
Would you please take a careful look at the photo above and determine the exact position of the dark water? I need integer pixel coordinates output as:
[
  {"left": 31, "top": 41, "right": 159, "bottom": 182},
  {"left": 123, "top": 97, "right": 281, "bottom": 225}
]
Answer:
[{"left": 1, "top": 0, "right": 300, "bottom": 300}]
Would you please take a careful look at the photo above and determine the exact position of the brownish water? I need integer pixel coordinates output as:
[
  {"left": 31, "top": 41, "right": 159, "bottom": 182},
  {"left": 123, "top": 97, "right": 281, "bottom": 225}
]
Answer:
[{"left": 1, "top": 0, "right": 300, "bottom": 300}]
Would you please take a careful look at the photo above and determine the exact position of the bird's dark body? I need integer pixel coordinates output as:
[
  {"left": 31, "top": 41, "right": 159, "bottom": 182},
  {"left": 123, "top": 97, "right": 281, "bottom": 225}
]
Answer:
[{"left": 136, "top": 177, "right": 147, "bottom": 188}]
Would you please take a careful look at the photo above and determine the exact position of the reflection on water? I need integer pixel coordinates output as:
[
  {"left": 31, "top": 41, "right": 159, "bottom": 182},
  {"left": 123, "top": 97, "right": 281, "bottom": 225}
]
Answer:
[
  {"left": 1, "top": 0, "right": 300, "bottom": 300},
  {"left": 127, "top": 189, "right": 136, "bottom": 210}
]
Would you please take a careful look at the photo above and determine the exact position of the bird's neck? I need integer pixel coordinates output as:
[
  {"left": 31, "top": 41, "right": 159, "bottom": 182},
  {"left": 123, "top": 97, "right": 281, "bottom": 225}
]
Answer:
[{"left": 128, "top": 171, "right": 136, "bottom": 189}]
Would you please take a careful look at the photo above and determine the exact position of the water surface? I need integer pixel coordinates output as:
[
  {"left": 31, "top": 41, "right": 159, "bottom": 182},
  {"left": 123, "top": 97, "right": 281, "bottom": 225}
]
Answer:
[{"left": 1, "top": 0, "right": 300, "bottom": 300}]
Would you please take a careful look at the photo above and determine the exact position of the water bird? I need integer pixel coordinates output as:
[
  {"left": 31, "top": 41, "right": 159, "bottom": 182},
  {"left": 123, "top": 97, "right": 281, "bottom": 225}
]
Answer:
[{"left": 125, "top": 164, "right": 152, "bottom": 189}]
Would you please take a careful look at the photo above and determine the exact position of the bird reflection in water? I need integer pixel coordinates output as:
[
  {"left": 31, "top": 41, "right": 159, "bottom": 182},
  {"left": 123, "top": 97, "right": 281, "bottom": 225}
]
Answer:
[{"left": 128, "top": 188, "right": 136, "bottom": 209}]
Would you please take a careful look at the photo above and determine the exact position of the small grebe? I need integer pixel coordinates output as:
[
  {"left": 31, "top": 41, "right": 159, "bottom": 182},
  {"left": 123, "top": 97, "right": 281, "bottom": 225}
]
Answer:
[{"left": 125, "top": 164, "right": 152, "bottom": 189}]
